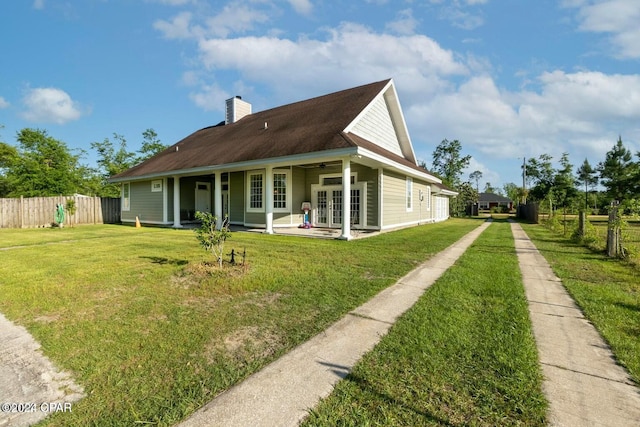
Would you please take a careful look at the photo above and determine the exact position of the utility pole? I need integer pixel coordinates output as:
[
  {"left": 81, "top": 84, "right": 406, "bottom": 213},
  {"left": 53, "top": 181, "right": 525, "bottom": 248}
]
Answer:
[{"left": 522, "top": 157, "right": 527, "bottom": 204}]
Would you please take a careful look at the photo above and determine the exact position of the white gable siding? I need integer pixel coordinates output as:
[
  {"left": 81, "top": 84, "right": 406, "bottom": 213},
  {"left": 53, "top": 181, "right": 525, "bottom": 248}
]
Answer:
[{"left": 350, "top": 95, "right": 403, "bottom": 157}]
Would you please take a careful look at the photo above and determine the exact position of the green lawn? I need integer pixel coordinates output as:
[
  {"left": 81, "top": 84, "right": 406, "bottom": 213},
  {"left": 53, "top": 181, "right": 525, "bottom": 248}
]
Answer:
[
  {"left": 0, "top": 220, "right": 481, "bottom": 426},
  {"left": 303, "top": 221, "right": 547, "bottom": 426}
]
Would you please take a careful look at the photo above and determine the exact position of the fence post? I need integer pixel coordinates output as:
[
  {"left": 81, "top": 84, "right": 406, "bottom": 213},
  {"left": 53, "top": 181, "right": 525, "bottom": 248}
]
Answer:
[
  {"left": 578, "top": 210, "right": 586, "bottom": 239},
  {"left": 607, "top": 201, "right": 620, "bottom": 258},
  {"left": 19, "top": 195, "right": 24, "bottom": 228}
]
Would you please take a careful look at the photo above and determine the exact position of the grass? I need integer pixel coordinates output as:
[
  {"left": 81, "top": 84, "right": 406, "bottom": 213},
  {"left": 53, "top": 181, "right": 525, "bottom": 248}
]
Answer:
[
  {"left": 303, "top": 221, "right": 547, "bottom": 426},
  {"left": 521, "top": 223, "right": 640, "bottom": 384},
  {"left": 0, "top": 219, "right": 481, "bottom": 426}
]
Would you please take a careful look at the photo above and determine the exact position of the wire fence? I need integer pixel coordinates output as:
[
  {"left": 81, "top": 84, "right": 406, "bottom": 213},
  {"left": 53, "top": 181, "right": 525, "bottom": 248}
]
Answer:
[{"left": 541, "top": 213, "right": 640, "bottom": 265}]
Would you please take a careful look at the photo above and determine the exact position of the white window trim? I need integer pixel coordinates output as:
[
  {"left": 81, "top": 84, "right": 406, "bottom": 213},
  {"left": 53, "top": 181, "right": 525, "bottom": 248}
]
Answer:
[
  {"left": 319, "top": 172, "right": 358, "bottom": 186},
  {"left": 406, "top": 177, "right": 413, "bottom": 212},
  {"left": 122, "top": 182, "right": 131, "bottom": 211},
  {"left": 424, "top": 186, "right": 431, "bottom": 211},
  {"left": 272, "top": 169, "right": 291, "bottom": 213},
  {"left": 246, "top": 170, "right": 265, "bottom": 213}
]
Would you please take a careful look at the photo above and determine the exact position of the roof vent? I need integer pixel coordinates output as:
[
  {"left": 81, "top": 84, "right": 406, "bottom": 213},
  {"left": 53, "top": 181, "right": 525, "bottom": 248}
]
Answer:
[{"left": 225, "top": 96, "right": 252, "bottom": 125}]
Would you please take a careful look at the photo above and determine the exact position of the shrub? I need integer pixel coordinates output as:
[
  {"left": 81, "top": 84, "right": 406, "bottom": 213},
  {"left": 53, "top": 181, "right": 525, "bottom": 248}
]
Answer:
[{"left": 193, "top": 211, "right": 231, "bottom": 268}]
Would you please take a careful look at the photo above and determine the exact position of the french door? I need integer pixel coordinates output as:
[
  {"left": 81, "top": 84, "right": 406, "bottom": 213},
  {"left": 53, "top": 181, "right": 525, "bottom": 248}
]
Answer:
[{"left": 314, "top": 187, "right": 361, "bottom": 228}]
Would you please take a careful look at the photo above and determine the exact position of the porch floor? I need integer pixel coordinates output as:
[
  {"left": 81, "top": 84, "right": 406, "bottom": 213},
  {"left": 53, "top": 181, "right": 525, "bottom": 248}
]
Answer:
[{"left": 238, "top": 226, "right": 379, "bottom": 240}]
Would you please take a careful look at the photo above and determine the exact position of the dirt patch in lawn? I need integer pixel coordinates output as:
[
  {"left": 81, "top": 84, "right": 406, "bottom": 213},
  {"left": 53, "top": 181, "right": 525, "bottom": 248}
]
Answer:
[{"left": 204, "top": 326, "right": 282, "bottom": 365}]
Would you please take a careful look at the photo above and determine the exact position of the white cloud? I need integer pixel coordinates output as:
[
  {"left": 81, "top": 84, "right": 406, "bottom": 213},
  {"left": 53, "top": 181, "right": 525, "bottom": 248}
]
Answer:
[
  {"left": 154, "top": 5, "right": 270, "bottom": 40},
  {"left": 440, "top": 6, "right": 484, "bottom": 30},
  {"left": 33, "top": 0, "right": 44, "bottom": 10},
  {"left": 287, "top": 0, "right": 313, "bottom": 15},
  {"left": 204, "top": 5, "right": 270, "bottom": 38},
  {"left": 21, "top": 87, "right": 83, "bottom": 124},
  {"left": 408, "top": 69, "right": 640, "bottom": 173},
  {"left": 386, "top": 9, "right": 419, "bottom": 35},
  {"left": 0, "top": 97, "right": 9, "bottom": 109},
  {"left": 569, "top": 0, "right": 640, "bottom": 59},
  {"left": 154, "top": 11, "right": 198, "bottom": 39},
  {"left": 195, "top": 22, "right": 468, "bottom": 101},
  {"left": 189, "top": 83, "right": 230, "bottom": 111}
]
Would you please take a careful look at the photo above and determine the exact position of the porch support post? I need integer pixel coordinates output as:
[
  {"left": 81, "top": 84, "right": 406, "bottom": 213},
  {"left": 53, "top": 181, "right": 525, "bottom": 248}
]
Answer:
[
  {"left": 214, "top": 171, "right": 223, "bottom": 229},
  {"left": 265, "top": 165, "right": 274, "bottom": 234},
  {"left": 162, "top": 178, "right": 168, "bottom": 223},
  {"left": 173, "top": 176, "right": 182, "bottom": 228},
  {"left": 340, "top": 157, "right": 351, "bottom": 240}
]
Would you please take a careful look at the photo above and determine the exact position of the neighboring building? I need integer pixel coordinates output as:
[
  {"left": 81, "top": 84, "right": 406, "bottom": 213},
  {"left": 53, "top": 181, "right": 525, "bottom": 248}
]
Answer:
[
  {"left": 110, "top": 79, "right": 456, "bottom": 239},
  {"left": 478, "top": 192, "right": 513, "bottom": 211}
]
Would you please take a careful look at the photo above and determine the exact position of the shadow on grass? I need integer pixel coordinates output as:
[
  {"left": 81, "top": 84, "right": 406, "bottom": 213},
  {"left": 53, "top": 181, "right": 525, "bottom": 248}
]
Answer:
[
  {"left": 315, "top": 361, "right": 454, "bottom": 426},
  {"left": 616, "top": 301, "right": 640, "bottom": 313},
  {"left": 341, "top": 372, "right": 455, "bottom": 426},
  {"left": 139, "top": 256, "right": 189, "bottom": 266}
]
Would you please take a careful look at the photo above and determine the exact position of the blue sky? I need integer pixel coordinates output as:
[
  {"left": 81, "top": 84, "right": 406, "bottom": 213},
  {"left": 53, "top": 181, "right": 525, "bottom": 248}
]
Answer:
[{"left": 1, "top": 0, "right": 639, "bottom": 190}]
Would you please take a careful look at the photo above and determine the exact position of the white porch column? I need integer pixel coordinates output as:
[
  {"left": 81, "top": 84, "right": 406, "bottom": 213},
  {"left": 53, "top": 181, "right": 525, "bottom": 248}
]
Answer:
[
  {"left": 214, "top": 171, "right": 223, "bottom": 228},
  {"left": 265, "top": 165, "right": 274, "bottom": 234},
  {"left": 173, "top": 176, "right": 182, "bottom": 228},
  {"left": 340, "top": 157, "right": 351, "bottom": 240}
]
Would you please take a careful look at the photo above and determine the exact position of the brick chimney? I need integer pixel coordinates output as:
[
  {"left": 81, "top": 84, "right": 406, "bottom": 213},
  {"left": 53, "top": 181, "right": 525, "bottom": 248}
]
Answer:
[{"left": 225, "top": 96, "right": 252, "bottom": 124}]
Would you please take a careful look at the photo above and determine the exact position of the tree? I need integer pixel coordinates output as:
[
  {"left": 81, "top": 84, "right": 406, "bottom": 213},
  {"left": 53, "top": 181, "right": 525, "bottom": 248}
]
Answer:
[
  {"left": 193, "top": 211, "right": 231, "bottom": 268},
  {"left": 526, "top": 154, "right": 555, "bottom": 204},
  {"left": 576, "top": 158, "right": 598, "bottom": 210},
  {"left": 5, "top": 129, "right": 88, "bottom": 197},
  {"left": 553, "top": 152, "right": 578, "bottom": 211},
  {"left": 469, "top": 170, "right": 482, "bottom": 193},
  {"left": 137, "top": 128, "right": 168, "bottom": 164},
  {"left": 91, "top": 129, "right": 167, "bottom": 197},
  {"left": 483, "top": 182, "right": 500, "bottom": 194},
  {"left": 431, "top": 139, "right": 471, "bottom": 187},
  {"left": 0, "top": 140, "right": 18, "bottom": 197},
  {"left": 450, "top": 181, "right": 478, "bottom": 217},
  {"left": 503, "top": 182, "right": 521, "bottom": 205},
  {"left": 598, "top": 136, "right": 638, "bottom": 203}
]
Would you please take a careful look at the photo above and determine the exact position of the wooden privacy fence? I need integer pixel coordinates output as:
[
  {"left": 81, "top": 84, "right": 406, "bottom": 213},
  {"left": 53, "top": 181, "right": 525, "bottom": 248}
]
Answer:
[{"left": 0, "top": 196, "right": 120, "bottom": 228}]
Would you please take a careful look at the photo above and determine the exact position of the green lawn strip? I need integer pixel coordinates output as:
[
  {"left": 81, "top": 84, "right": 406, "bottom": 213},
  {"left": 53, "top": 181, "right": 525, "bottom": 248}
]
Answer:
[
  {"left": 0, "top": 219, "right": 481, "bottom": 426},
  {"left": 304, "top": 221, "right": 547, "bottom": 427},
  {"left": 521, "top": 223, "right": 640, "bottom": 384},
  {"left": 0, "top": 224, "right": 167, "bottom": 249}
]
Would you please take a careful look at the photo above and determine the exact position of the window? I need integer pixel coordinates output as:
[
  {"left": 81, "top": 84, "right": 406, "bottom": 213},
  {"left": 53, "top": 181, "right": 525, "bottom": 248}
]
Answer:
[
  {"left": 424, "top": 187, "right": 431, "bottom": 210},
  {"left": 350, "top": 189, "right": 360, "bottom": 225},
  {"left": 248, "top": 172, "right": 263, "bottom": 211},
  {"left": 406, "top": 177, "right": 413, "bottom": 211},
  {"left": 246, "top": 170, "right": 291, "bottom": 213},
  {"left": 273, "top": 172, "right": 287, "bottom": 210},
  {"left": 122, "top": 182, "right": 130, "bottom": 211},
  {"left": 322, "top": 176, "right": 356, "bottom": 186}
]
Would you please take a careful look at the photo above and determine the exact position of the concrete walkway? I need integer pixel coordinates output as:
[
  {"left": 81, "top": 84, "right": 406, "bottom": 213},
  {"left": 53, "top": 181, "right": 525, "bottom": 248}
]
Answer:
[
  {"left": 0, "top": 313, "right": 84, "bottom": 427},
  {"left": 511, "top": 222, "right": 640, "bottom": 426},
  {"left": 178, "top": 221, "right": 492, "bottom": 427}
]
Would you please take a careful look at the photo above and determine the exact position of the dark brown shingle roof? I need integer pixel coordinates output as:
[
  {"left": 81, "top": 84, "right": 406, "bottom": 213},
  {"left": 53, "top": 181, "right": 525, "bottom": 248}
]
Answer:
[{"left": 112, "top": 79, "right": 392, "bottom": 180}]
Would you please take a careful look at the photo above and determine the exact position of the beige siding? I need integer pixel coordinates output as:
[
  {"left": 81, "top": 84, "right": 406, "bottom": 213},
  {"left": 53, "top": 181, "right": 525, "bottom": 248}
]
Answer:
[
  {"left": 167, "top": 178, "right": 174, "bottom": 222},
  {"left": 123, "top": 180, "right": 164, "bottom": 223},
  {"left": 382, "top": 171, "right": 431, "bottom": 228},
  {"left": 352, "top": 164, "right": 378, "bottom": 227},
  {"left": 245, "top": 212, "right": 263, "bottom": 226},
  {"left": 350, "top": 95, "right": 403, "bottom": 157},
  {"left": 229, "top": 172, "right": 244, "bottom": 224}
]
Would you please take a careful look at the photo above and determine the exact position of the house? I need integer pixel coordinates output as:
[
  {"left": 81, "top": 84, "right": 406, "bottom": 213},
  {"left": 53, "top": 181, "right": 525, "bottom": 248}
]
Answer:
[
  {"left": 478, "top": 192, "right": 513, "bottom": 211},
  {"left": 109, "top": 79, "right": 456, "bottom": 239}
]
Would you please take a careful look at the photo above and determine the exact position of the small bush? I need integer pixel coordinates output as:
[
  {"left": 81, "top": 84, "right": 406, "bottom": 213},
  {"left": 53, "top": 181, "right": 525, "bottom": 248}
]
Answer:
[{"left": 193, "top": 211, "right": 231, "bottom": 268}]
